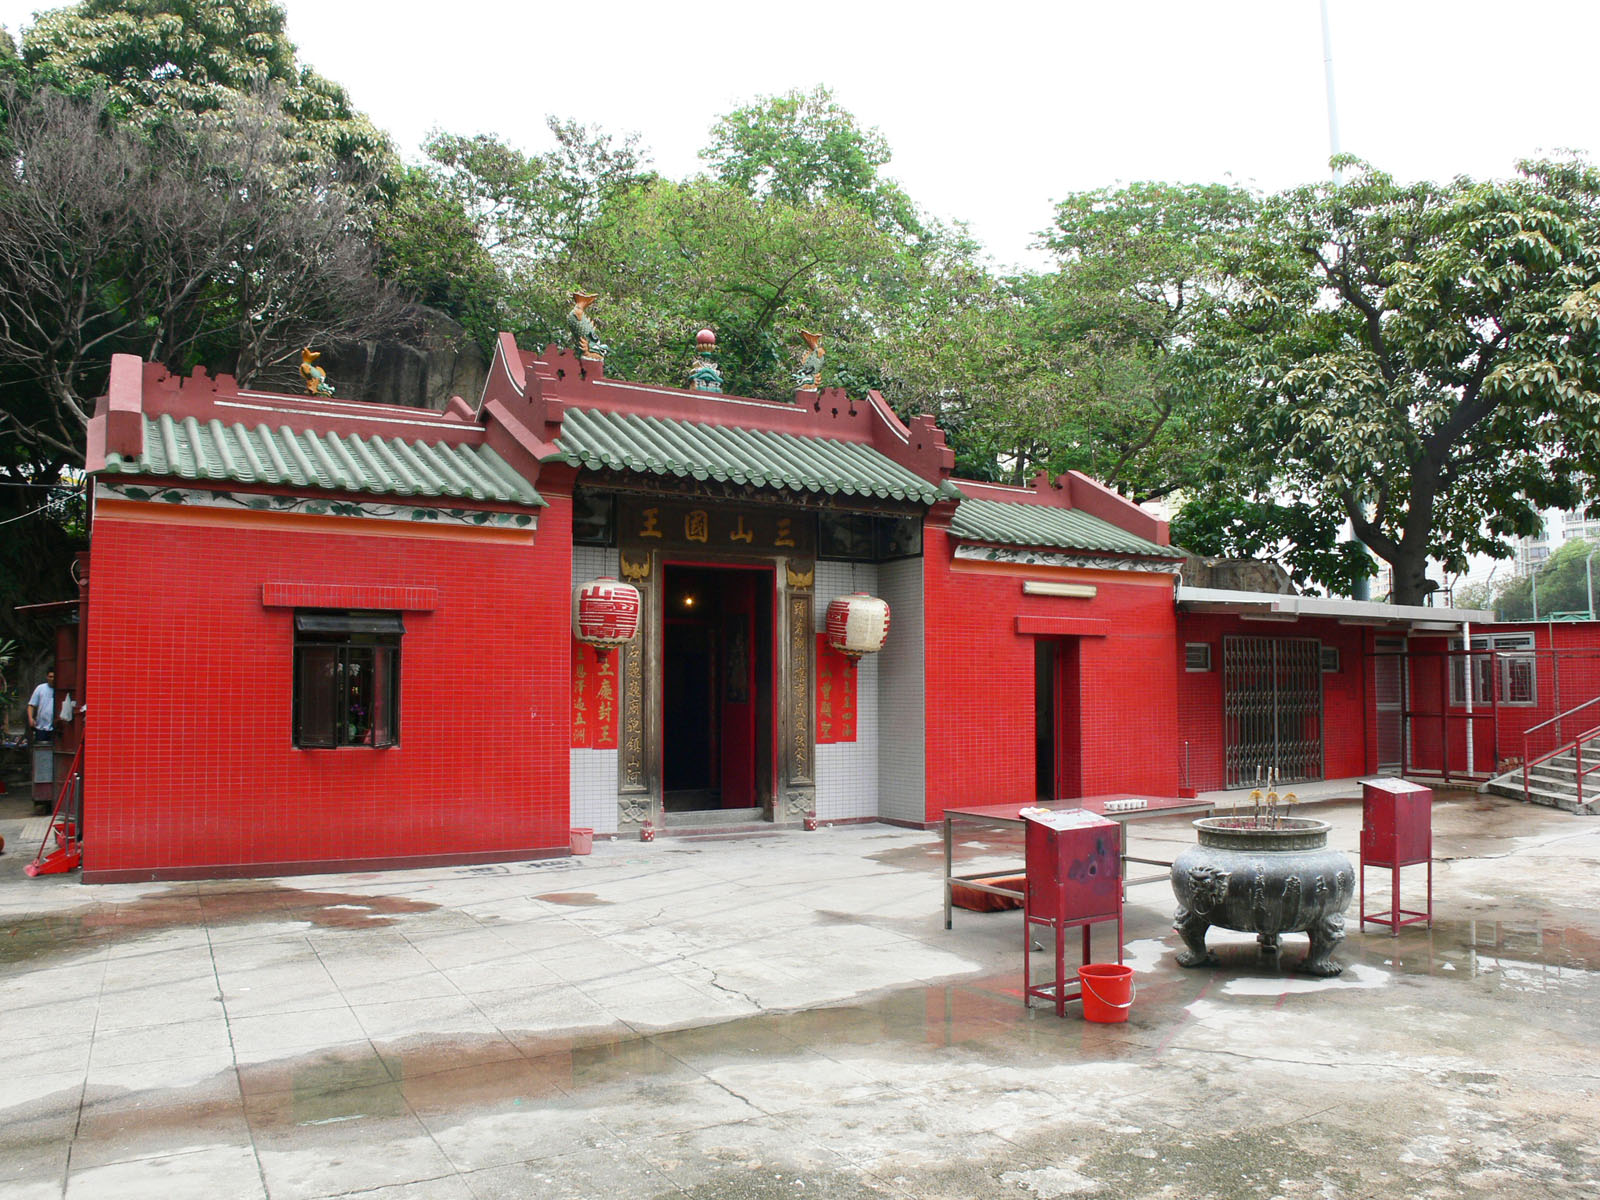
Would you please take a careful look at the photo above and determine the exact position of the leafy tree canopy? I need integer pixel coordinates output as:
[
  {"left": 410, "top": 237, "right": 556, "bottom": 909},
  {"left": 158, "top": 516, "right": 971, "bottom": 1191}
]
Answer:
[
  {"left": 0, "top": 83, "right": 414, "bottom": 464},
  {"left": 18, "top": 0, "right": 393, "bottom": 179},
  {"left": 550, "top": 176, "right": 913, "bottom": 399},
  {"left": 702, "top": 86, "right": 919, "bottom": 235},
  {"left": 1185, "top": 157, "right": 1600, "bottom": 604},
  {"left": 1477, "top": 538, "right": 1600, "bottom": 620}
]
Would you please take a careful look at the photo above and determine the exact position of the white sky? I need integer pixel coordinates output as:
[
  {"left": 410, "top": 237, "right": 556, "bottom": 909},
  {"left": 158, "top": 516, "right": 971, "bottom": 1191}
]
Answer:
[{"left": 5, "top": 1, "right": 1600, "bottom": 270}]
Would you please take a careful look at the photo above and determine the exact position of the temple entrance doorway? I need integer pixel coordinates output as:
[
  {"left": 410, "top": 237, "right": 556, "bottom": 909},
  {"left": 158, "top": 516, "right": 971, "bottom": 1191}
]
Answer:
[{"left": 661, "top": 563, "right": 774, "bottom": 815}]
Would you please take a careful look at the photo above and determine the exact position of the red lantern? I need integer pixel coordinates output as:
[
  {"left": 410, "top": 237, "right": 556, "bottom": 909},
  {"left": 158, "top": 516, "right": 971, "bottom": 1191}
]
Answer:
[
  {"left": 573, "top": 576, "right": 640, "bottom": 656},
  {"left": 825, "top": 593, "right": 890, "bottom": 659}
]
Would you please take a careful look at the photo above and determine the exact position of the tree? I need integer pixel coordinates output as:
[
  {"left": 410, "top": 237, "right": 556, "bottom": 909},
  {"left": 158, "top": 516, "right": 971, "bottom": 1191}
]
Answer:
[
  {"left": 17, "top": 0, "right": 393, "bottom": 180},
  {"left": 0, "top": 83, "right": 415, "bottom": 464},
  {"left": 553, "top": 177, "right": 911, "bottom": 399},
  {"left": 701, "top": 86, "right": 919, "bottom": 235},
  {"left": 992, "top": 181, "right": 1257, "bottom": 498},
  {"left": 1189, "top": 159, "right": 1600, "bottom": 604},
  {"left": 1485, "top": 539, "right": 1600, "bottom": 620},
  {"left": 423, "top": 119, "right": 650, "bottom": 264},
  {"left": 370, "top": 164, "right": 504, "bottom": 350}
]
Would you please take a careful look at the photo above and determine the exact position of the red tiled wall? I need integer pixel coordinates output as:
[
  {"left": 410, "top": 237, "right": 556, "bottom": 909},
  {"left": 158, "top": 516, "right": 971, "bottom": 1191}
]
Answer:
[
  {"left": 1174, "top": 616, "right": 1373, "bottom": 792},
  {"left": 919, "top": 528, "right": 1180, "bottom": 821},
  {"left": 83, "top": 504, "right": 571, "bottom": 880}
]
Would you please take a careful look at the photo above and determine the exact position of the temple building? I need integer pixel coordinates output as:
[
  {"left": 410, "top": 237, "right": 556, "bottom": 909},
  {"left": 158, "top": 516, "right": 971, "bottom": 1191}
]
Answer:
[{"left": 71, "top": 326, "right": 1508, "bottom": 881}]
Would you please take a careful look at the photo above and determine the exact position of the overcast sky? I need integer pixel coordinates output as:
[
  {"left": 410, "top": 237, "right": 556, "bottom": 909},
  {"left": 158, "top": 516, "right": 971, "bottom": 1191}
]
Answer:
[{"left": 5, "top": 0, "right": 1600, "bottom": 270}]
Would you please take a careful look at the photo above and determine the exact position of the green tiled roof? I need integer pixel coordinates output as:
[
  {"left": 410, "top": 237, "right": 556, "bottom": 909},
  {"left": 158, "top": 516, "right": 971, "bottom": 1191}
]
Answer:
[
  {"left": 102, "top": 413, "right": 543, "bottom": 506},
  {"left": 553, "top": 408, "right": 945, "bottom": 505},
  {"left": 951, "top": 497, "right": 1178, "bottom": 558}
]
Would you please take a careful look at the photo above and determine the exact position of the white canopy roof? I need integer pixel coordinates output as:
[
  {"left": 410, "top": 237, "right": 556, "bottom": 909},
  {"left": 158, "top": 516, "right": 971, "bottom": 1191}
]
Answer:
[{"left": 1175, "top": 585, "right": 1494, "bottom": 632}]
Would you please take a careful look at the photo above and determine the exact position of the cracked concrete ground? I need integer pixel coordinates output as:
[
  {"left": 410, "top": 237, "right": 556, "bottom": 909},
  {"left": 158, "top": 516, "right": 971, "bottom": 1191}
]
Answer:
[{"left": 2, "top": 790, "right": 1598, "bottom": 1199}]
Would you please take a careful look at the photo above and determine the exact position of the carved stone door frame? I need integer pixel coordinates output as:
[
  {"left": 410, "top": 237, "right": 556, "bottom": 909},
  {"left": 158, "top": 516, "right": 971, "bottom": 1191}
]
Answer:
[
  {"left": 778, "top": 556, "right": 816, "bottom": 822},
  {"left": 613, "top": 543, "right": 817, "bottom": 833},
  {"left": 616, "top": 546, "right": 658, "bottom": 831}
]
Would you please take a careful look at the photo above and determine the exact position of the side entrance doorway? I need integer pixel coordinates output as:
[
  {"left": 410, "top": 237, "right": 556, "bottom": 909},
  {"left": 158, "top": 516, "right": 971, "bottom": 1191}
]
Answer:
[
  {"left": 661, "top": 563, "right": 775, "bottom": 815},
  {"left": 1035, "top": 638, "right": 1083, "bottom": 801}
]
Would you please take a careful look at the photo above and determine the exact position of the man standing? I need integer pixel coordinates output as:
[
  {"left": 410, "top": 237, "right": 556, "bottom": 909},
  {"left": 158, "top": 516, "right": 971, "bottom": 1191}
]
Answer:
[{"left": 27, "top": 670, "right": 55, "bottom": 744}]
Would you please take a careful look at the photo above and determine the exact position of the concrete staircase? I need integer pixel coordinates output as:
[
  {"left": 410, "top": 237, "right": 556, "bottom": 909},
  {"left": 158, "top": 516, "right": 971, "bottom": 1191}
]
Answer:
[{"left": 1482, "top": 747, "right": 1600, "bottom": 814}]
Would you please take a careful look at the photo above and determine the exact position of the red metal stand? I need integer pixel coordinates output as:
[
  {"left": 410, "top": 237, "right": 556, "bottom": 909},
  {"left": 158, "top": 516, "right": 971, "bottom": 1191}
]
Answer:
[
  {"left": 1022, "top": 811, "right": 1123, "bottom": 1016},
  {"left": 26, "top": 743, "right": 83, "bottom": 877},
  {"left": 1359, "top": 778, "right": 1432, "bottom": 934}
]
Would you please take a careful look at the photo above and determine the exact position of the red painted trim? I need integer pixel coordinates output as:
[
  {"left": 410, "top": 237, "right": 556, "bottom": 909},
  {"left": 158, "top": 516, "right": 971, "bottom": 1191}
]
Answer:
[
  {"left": 520, "top": 342, "right": 955, "bottom": 486},
  {"left": 1064, "top": 471, "right": 1168, "bottom": 546},
  {"left": 261, "top": 583, "right": 440, "bottom": 610},
  {"left": 83, "top": 845, "right": 568, "bottom": 883},
  {"left": 1015, "top": 616, "right": 1111, "bottom": 638}
]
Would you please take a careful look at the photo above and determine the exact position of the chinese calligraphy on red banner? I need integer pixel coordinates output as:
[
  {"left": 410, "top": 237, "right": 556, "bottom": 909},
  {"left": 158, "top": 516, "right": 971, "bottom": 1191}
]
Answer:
[
  {"left": 571, "top": 639, "right": 619, "bottom": 748},
  {"left": 815, "top": 634, "right": 857, "bottom": 744}
]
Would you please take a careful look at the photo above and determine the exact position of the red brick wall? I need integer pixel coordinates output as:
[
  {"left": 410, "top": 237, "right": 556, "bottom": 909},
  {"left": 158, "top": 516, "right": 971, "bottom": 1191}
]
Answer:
[
  {"left": 920, "top": 529, "right": 1180, "bottom": 820},
  {"left": 83, "top": 502, "right": 571, "bottom": 880},
  {"left": 1174, "top": 615, "right": 1372, "bottom": 792}
]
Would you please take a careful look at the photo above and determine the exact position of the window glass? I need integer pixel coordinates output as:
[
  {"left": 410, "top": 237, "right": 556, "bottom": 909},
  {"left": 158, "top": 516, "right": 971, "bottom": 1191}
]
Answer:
[
  {"left": 1449, "top": 634, "right": 1535, "bottom": 706},
  {"left": 294, "top": 612, "right": 401, "bottom": 747},
  {"left": 371, "top": 646, "right": 397, "bottom": 747},
  {"left": 572, "top": 492, "right": 615, "bottom": 545},
  {"left": 294, "top": 645, "right": 339, "bottom": 747}
]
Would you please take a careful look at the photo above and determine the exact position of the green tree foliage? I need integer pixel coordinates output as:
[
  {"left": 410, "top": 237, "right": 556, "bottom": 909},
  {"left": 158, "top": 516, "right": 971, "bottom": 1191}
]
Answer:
[
  {"left": 1186, "top": 158, "right": 1600, "bottom": 604},
  {"left": 1170, "top": 494, "right": 1375, "bottom": 596},
  {"left": 1485, "top": 539, "right": 1600, "bottom": 620},
  {"left": 0, "top": 83, "right": 413, "bottom": 462},
  {"left": 561, "top": 177, "right": 911, "bottom": 399},
  {"left": 371, "top": 164, "right": 504, "bottom": 350},
  {"left": 1004, "top": 181, "right": 1255, "bottom": 497},
  {"left": 373, "top": 118, "right": 651, "bottom": 351},
  {"left": 701, "top": 86, "right": 917, "bottom": 234},
  {"left": 18, "top": 0, "right": 393, "bottom": 179}
]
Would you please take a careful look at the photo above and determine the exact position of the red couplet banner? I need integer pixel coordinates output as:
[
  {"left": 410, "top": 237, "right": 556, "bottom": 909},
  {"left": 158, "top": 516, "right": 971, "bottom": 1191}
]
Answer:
[
  {"left": 571, "top": 639, "right": 619, "bottom": 749},
  {"left": 815, "top": 633, "right": 858, "bottom": 744}
]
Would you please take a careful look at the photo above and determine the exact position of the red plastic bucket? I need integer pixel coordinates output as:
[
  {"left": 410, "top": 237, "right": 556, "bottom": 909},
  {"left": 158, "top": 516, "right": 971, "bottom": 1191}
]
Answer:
[
  {"left": 1078, "top": 963, "right": 1134, "bottom": 1023},
  {"left": 570, "top": 828, "right": 594, "bottom": 855}
]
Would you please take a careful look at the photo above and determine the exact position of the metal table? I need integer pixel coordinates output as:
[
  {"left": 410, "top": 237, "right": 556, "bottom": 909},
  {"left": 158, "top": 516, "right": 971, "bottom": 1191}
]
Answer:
[{"left": 942, "top": 795, "right": 1216, "bottom": 930}]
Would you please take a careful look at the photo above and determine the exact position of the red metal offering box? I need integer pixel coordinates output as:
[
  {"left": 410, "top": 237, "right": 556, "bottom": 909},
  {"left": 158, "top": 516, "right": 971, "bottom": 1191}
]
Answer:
[
  {"left": 1024, "top": 809, "right": 1122, "bottom": 924},
  {"left": 1360, "top": 778, "right": 1432, "bottom": 867},
  {"left": 1359, "top": 777, "right": 1433, "bottom": 934}
]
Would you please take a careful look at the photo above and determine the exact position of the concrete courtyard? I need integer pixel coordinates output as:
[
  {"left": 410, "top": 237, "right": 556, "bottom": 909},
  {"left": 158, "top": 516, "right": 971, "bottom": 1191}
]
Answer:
[{"left": 2, "top": 789, "right": 1597, "bottom": 1199}]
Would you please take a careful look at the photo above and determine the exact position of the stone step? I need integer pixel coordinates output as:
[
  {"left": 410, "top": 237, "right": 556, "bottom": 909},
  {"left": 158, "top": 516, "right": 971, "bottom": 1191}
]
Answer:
[{"left": 1481, "top": 775, "right": 1598, "bottom": 814}]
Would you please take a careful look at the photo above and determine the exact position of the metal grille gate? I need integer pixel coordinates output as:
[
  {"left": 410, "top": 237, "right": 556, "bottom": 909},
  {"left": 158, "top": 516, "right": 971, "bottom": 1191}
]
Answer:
[{"left": 1223, "top": 635, "right": 1324, "bottom": 789}]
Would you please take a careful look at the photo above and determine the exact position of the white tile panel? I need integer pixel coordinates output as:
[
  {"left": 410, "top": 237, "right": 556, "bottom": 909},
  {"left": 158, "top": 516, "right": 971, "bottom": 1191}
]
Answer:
[
  {"left": 813, "top": 562, "right": 879, "bottom": 820},
  {"left": 570, "top": 545, "right": 621, "bottom": 832},
  {"left": 874, "top": 557, "right": 926, "bottom": 824}
]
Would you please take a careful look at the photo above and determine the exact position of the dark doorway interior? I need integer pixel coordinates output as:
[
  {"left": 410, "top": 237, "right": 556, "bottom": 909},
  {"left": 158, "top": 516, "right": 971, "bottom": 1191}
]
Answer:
[
  {"left": 662, "top": 564, "right": 773, "bottom": 814},
  {"left": 1035, "top": 638, "right": 1082, "bottom": 801}
]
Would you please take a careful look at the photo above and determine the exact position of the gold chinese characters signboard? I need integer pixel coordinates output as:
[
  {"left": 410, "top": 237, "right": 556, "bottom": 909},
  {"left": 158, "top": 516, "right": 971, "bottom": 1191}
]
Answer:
[{"left": 619, "top": 499, "right": 815, "bottom": 556}]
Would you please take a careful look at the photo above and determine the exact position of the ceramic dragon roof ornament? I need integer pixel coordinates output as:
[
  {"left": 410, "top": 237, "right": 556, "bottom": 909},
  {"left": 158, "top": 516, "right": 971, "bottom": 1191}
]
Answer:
[
  {"left": 795, "top": 329, "right": 824, "bottom": 390},
  {"left": 567, "top": 291, "right": 609, "bottom": 363},
  {"left": 299, "top": 348, "right": 334, "bottom": 396}
]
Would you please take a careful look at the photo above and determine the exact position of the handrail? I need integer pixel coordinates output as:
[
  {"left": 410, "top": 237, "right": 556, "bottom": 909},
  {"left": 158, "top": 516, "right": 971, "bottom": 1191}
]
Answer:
[
  {"left": 1524, "top": 720, "right": 1600, "bottom": 807},
  {"left": 1524, "top": 695, "right": 1600, "bottom": 739},
  {"left": 1573, "top": 726, "right": 1600, "bottom": 810}
]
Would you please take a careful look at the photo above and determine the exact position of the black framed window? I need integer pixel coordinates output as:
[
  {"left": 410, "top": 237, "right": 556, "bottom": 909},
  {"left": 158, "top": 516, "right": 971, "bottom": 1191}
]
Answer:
[
  {"left": 820, "top": 512, "right": 923, "bottom": 562},
  {"left": 293, "top": 611, "right": 402, "bottom": 748}
]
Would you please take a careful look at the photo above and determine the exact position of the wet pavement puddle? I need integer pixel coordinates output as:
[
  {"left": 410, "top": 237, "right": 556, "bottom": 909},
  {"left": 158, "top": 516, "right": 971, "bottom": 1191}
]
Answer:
[{"left": 0, "top": 881, "right": 438, "bottom": 964}]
